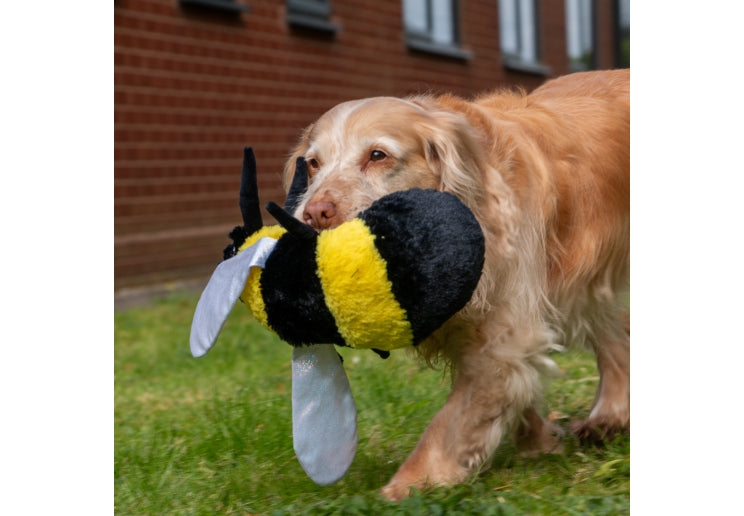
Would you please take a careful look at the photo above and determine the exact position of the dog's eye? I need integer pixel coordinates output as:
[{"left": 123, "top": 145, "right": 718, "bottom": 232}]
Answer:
[
  {"left": 370, "top": 150, "right": 387, "bottom": 162},
  {"left": 306, "top": 158, "right": 320, "bottom": 173}
]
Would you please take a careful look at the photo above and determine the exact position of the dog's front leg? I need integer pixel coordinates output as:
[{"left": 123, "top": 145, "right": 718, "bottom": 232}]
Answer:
[
  {"left": 381, "top": 332, "right": 542, "bottom": 501},
  {"left": 572, "top": 321, "right": 630, "bottom": 441},
  {"left": 380, "top": 379, "right": 472, "bottom": 502}
]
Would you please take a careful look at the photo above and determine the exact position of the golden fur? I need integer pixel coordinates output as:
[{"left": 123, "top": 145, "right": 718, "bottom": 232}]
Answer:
[{"left": 283, "top": 69, "right": 630, "bottom": 501}]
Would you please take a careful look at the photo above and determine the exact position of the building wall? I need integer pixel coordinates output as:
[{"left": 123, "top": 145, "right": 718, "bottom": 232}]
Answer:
[{"left": 114, "top": 0, "right": 623, "bottom": 289}]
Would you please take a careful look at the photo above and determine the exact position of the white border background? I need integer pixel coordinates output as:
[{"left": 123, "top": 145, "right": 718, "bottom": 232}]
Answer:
[
  {"left": 2, "top": 1, "right": 743, "bottom": 513},
  {"left": 0, "top": 1, "right": 113, "bottom": 513}
]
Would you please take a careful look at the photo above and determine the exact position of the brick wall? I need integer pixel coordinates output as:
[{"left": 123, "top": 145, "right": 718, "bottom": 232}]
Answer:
[{"left": 114, "top": 0, "right": 623, "bottom": 290}]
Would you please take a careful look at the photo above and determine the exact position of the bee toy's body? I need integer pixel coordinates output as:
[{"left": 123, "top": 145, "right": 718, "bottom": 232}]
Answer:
[{"left": 236, "top": 186, "right": 484, "bottom": 352}]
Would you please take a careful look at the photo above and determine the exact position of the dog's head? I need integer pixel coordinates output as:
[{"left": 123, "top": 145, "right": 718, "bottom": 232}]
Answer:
[{"left": 284, "top": 96, "right": 486, "bottom": 230}]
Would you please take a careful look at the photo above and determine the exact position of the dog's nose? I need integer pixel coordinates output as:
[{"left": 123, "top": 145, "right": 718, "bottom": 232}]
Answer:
[{"left": 303, "top": 201, "right": 339, "bottom": 230}]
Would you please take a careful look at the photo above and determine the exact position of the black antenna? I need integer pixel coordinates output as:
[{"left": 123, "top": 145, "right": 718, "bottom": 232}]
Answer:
[
  {"left": 266, "top": 202, "right": 317, "bottom": 240},
  {"left": 223, "top": 147, "right": 263, "bottom": 260},
  {"left": 240, "top": 147, "right": 263, "bottom": 235},
  {"left": 284, "top": 157, "right": 309, "bottom": 215}
]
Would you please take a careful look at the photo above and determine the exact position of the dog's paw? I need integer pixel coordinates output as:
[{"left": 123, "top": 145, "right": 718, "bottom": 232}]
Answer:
[
  {"left": 570, "top": 417, "right": 628, "bottom": 445},
  {"left": 380, "top": 481, "right": 414, "bottom": 502},
  {"left": 516, "top": 419, "right": 565, "bottom": 457}
]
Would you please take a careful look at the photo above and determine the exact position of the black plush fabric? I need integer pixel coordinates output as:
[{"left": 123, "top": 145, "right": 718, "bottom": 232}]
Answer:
[
  {"left": 261, "top": 231, "right": 345, "bottom": 347},
  {"left": 223, "top": 225, "right": 249, "bottom": 260},
  {"left": 360, "top": 189, "right": 485, "bottom": 345},
  {"left": 371, "top": 348, "right": 390, "bottom": 359}
]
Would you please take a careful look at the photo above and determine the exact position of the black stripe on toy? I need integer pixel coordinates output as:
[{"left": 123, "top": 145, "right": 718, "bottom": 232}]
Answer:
[
  {"left": 359, "top": 189, "right": 485, "bottom": 345},
  {"left": 260, "top": 232, "right": 346, "bottom": 347}
]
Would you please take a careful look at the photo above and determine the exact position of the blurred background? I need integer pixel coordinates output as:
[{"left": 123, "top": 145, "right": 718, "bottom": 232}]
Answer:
[{"left": 114, "top": 0, "right": 630, "bottom": 297}]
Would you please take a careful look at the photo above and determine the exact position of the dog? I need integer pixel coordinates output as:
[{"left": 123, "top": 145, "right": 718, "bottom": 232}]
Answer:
[{"left": 282, "top": 69, "right": 630, "bottom": 501}]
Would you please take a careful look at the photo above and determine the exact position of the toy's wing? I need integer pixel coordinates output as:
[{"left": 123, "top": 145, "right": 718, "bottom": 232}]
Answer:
[
  {"left": 292, "top": 344, "right": 358, "bottom": 485},
  {"left": 190, "top": 237, "right": 278, "bottom": 358}
]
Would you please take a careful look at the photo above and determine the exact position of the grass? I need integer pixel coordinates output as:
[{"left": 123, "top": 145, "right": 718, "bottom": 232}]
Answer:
[{"left": 115, "top": 293, "right": 629, "bottom": 515}]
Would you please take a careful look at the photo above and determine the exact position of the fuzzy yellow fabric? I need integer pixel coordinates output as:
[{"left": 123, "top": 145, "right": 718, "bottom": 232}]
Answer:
[
  {"left": 238, "top": 225, "right": 286, "bottom": 332},
  {"left": 316, "top": 219, "right": 413, "bottom": 350}
]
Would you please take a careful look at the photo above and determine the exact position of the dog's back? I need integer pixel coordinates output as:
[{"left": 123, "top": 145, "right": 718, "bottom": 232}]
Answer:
[{"left": 475, "top": 69, "right": 630, "bottom": 327}]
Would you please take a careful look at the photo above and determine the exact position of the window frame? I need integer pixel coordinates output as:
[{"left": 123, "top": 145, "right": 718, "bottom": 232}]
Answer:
[
  {"left": 565, "top": 0, "right": 596, "bottom": 72},
  {"left": 403, "top": 0, "right": 471, "bottom": 60},
  {"left": 498, "top": 0, "right": 550, "bottom": 75},
  {"left": 286, "top": 0, "right": 340, "bottom": 33},
  {"left": 614, "top": 0, "right": 630, "bottom": 68},
  {"left": 179, "top": 0, "right": 249, "bottom": 14}
]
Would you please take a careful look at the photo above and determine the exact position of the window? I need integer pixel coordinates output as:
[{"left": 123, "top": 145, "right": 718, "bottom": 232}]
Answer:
[
  {"left": 403, "top": 0, "right": 470, "bottom": 59},
  {"left": 615, "top": 0, "right": 630, "bottom": 67},
  {"left": 179, "top": 0, "right": 249, "bottom": 14},
  {"left": 287, "top": 0, "right": 339, "bottom": 33},
  {"left": 498, "top": 0, "right": 548, "bottom": 74},
  {"left": 565, "top": 0, "right": 595, "bottom": 71}
]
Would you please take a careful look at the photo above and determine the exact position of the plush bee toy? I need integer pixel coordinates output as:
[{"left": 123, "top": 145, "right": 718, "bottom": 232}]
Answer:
[{"left": 190, "top": 147, "right": 485, "bottom": 485}]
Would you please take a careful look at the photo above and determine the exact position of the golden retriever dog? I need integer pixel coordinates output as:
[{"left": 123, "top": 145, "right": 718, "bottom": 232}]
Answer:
[{"left": 283, "top": 69, "right": 629, "bottom": 501}]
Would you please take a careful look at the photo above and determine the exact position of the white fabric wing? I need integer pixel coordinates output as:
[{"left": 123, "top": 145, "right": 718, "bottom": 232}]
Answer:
[
  {"left": 189, "top": 237, "right": 278, "bottom": 358},
  {"left": 292, "top": 344, "right": 358, "bottom": 485}
]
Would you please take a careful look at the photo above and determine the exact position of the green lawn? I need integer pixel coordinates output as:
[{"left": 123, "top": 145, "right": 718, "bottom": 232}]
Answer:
[{"left": 115, "top": 293, "right": 629, "bottom": 515}]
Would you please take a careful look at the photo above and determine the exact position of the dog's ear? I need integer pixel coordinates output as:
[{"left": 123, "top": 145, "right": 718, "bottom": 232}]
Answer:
[{"left": 419, "top": 109, "right": 486, "bottom": 209}]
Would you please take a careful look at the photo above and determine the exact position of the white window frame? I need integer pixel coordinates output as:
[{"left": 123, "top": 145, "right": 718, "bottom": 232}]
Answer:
[
  {"left": 403, "top": 0, "right": 471, "bottom": 60},
  {"left": 566, "top": 0, "right": 595, "bottom": 71},
  {"left": 498, "top": 0, "right": 549, "bottom": 74}
]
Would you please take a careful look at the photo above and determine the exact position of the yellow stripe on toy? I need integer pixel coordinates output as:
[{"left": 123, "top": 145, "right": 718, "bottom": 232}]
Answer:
[
  {"left": 239, "top": 225, "right": 287, "bottom": 332},
  {"left": 243, "top": 266, "right": 271, "bottom": 331},
  {"left": 316, "top": 218, "right": 414, "bottom": 351},
  {"left": 238, "top": 224, "right": 287, "bottom": 252}
]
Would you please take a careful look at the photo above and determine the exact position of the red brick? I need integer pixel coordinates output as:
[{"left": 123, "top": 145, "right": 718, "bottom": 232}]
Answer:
[{"left": 115, "top": 0, "right": 625, "bottom": 289}]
